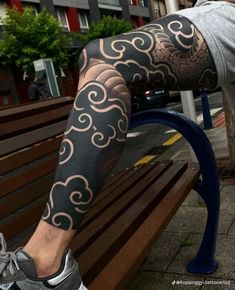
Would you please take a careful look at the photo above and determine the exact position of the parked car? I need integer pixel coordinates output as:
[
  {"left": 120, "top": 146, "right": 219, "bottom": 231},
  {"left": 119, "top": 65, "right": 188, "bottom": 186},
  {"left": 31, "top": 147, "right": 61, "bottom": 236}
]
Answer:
[
  {"left": 131, "top": 89, "right": 170, "bottom": 112},
  {"left": 131, "top": 87, "right": 222, "bottom": 113}
]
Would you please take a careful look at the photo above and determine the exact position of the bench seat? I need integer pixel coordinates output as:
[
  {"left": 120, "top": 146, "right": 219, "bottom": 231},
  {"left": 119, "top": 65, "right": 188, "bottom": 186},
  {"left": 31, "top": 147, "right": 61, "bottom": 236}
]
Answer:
[{"left": 0, "top": 101, "right": 220, "bottom": 290}]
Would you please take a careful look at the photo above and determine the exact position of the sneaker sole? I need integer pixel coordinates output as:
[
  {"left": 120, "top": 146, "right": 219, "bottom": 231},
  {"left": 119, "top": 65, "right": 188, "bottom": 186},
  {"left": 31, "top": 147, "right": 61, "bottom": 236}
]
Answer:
[{"left": 79, "top": 282, "right": 88, "bottom": 290}]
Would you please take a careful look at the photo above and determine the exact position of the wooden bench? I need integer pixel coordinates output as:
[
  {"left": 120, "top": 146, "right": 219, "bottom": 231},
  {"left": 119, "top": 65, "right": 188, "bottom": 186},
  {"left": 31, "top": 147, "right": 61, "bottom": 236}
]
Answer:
[{"left": 0, "top": 101, "right": 220, "bottom": 290}]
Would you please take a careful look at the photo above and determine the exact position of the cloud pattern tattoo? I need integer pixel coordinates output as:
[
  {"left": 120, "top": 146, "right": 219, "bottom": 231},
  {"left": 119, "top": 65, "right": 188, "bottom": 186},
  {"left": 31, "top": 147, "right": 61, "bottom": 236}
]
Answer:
[
  {"left": 65, "top": 81, "right": 129, "bottom": 148},
  {"left": 43, "top": 68, "right": 130, "bottom": 229},
  {"left": 42, "top": 175, "right": 93, "bottom": 229}
]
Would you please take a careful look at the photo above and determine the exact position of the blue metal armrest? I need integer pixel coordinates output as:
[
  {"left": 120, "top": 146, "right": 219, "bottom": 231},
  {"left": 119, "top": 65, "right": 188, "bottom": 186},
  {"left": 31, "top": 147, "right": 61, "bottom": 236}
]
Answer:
[{"left": 130, "top": 109, "right": 220, "bottom": 274}]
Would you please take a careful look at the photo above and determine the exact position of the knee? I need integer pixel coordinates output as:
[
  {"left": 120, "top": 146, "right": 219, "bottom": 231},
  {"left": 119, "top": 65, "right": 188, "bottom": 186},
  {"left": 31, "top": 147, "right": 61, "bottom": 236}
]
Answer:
[
  {"left": 78, "top": 38, "right": 125, "bottom": 90},
  {"left": 78, "top": 39, "right": 101, "bottom": 73}
]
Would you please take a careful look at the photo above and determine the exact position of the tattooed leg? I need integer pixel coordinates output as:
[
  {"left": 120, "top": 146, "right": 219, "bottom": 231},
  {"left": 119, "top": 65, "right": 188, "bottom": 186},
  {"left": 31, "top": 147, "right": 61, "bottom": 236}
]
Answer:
[
  {"left": 23, "top": 14, "right": 218, "bottom": 277},
  {"left": 79, "top": 14, "right": 217, "bottom": 91},
  {"left": 41, "top": 14, "right": 217, "bottom": 230}
]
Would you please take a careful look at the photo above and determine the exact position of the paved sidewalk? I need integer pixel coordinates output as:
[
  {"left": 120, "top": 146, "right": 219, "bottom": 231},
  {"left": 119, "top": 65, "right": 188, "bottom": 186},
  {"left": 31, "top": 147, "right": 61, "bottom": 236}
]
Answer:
[{"left": 126, "top": 118, "right": 235, "bottom": 289}]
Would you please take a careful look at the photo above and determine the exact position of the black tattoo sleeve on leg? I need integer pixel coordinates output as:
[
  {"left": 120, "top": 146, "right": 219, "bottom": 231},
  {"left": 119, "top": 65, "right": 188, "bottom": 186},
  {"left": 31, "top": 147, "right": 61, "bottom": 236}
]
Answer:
[{"left": 42, "top": 14, "right": 217, "bottom": 230}]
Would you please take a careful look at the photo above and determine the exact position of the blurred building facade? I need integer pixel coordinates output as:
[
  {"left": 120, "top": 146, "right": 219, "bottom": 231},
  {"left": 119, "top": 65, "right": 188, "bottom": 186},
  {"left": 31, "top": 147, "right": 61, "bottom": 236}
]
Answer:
[
  {"left": 0, "top": 0, "right": 155, "bottom": 32},
  {"left": 0, "top": 0, "right": 194, "bottom": 35},
  {"left": 0, "top": 0, "right": 193, "bottom": 106}
]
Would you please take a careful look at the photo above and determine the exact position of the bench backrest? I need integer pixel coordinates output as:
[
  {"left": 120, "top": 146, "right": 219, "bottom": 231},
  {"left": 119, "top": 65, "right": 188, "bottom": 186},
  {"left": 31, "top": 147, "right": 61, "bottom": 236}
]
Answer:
[
  {"left": 0, "top": 97, "right": 74, "bottom": 157},
  {"left": 0, "top": 97, "right": 74, "bottom": 240}
]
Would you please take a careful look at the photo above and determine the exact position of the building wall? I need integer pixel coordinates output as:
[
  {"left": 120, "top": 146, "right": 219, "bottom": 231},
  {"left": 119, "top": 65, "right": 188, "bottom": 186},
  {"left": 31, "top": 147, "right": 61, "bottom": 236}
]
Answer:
[
  {"left": 129, "top": 5, "right": 149, "bottom": 17},
  {"left": 119, "top": 0, "right": 131, "bottom": 21},
  {"left": 40, "top": 0, "right": 56, "bottom": 16}
]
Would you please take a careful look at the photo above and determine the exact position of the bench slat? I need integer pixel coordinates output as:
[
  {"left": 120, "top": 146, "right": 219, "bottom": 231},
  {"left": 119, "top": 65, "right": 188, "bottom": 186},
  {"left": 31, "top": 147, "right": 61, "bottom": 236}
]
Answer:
[
  {"left": 100, "top": 165, "right": 146, "bottom": 191},
  {"left": 0, "top": 97, "right": 73, "bottom": 121},
  {"left": 0, "top": 199, "right": 46, "bottom": 240},
  {"left": 93, "top": 165, "right": 146, "bottom": 205},
  {"left": 97, "top": 164, "right": 155, "bottom": 200},
  {"left": 87, "top": 164, "right": 200, "bottom": 290},
  {"left": 100, "top": 167, "right": 141, "bottom": 192},
  {"left": 0, "top": 157, "right": 57, "bottom": 197},
  {"left": 0, "top": 173, "right": 53, "bottom": 219},
  {"left": 0, "top": 104, "right": 71, "bottom": 139},
  {"left": 101, "top": 170, "right": 131, "bottom": 191},
  {"left": 0, "top": 136, "right": 62, "bottom": 175},
  {"left": 0, "top": 121, "right": 66, "bottom": 156}
]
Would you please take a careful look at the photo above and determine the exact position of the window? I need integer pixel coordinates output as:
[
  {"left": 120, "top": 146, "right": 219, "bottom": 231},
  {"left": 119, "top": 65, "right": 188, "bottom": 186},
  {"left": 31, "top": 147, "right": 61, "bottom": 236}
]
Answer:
[
  {"left": 98, "top": 0, "right": 120, "bottom": 6},
  {"left": 78, "top": 11, "right": 89, "bottom": 32},
  {"left": 56, "top": 7, "right": 70, "bottom": 32}
]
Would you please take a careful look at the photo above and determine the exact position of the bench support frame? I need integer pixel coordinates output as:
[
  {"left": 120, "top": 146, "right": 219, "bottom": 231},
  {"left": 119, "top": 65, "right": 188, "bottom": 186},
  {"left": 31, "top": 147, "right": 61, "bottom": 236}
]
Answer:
[{"left": 130, "top": 109, "right": 220, "bottom": 274}]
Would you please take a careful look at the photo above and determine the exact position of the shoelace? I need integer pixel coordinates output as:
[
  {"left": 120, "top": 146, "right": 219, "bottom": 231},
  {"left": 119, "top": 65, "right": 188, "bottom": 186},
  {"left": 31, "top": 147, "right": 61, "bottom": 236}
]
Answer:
[{"left": 0, "top": 233, "right": 20, "bottom": 277}]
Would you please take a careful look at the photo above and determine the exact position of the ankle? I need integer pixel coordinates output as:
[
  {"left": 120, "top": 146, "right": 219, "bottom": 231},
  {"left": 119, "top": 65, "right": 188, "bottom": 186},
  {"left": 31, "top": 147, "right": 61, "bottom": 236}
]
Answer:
[
  {"left": 23, "top": 245, "right": 62, "bottom": 277},
  {"left": 23, "top": 220, "right": 76, "bottom": 278}
]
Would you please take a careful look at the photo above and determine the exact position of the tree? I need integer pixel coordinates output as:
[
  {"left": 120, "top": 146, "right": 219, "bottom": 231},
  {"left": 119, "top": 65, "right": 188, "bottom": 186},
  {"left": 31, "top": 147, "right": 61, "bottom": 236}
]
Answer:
[
  {"left": 76, "top": 15, "right": 134, "bottom": 48},
  {"left": 0, "top": 7, "right": 70, "bottom": 74}
]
